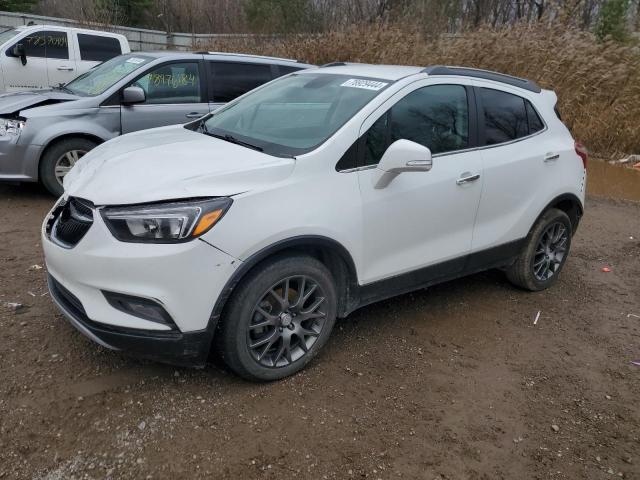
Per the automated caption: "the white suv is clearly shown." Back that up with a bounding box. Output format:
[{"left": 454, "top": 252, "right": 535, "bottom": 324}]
[{"left": 42, "top": 63, "right": 587, "bottom": 381}]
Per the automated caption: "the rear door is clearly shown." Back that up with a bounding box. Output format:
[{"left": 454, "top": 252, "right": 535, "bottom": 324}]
[
  {"left": 42, "top": 29, "right": 77, "bottom": 87},
  {"left": 2, "top": 28, "right": 49, "bottom": 90},
  {"left": 471, "top": 83, "right": 551, "bottom": 253},
  {"left": 75, "top": 32, "right": 124, "bottom": 75},
  {"left": 121, "top": 60, "right": 209, "bottom": 133},
  {"left": 207, "top": 61, "right": 273, "bottom": 112}
]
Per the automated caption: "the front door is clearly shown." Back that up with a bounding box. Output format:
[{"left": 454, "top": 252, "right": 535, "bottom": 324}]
[
  {"left": 121, "top": 61, "right": 209, "bottom": 134},
  {"left": 42, "top": 30, "right": 77, "bottom": 87},
  {"left": 2, "top": 29, "right": 49, "bottom": 91},
  {"left": 357, "top": 82, "right": 483, "bottom": 285}
]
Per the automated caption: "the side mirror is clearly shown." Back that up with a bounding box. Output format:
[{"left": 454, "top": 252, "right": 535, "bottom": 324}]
[
  {"left": 121, "top": 86, "right": 146, "bottom": 105},
  {"left": 374, "top": 139, "right": 432, "bottom": 189},
  {"left": 12, "top": 44, "right": 27, "bottom": 66}
]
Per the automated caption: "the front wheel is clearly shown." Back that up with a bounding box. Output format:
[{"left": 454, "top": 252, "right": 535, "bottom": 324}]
[
  {"left": 506, "top": 208, "right": 573, "bottom": 291},
  {"left": 40, "top": 138, "right": 97, "bottom": 196},
  {"left": 217, "top": 255, "right": 337, "bottom": 381}
]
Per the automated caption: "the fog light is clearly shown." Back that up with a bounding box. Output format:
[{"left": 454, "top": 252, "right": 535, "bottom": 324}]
[{"left": 102, "top": 291, "right": 177, "bottom": 329}]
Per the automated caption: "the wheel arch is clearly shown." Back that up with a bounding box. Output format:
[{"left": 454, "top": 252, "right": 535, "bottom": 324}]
[
  {"left": 531, "top": 193, "right": 583, "bottom": 236},
  {"left": 208, "top": 236, "right": 360, "bottom": 334},
  {"left": 37, "top": 133, "right": 106, "bottom": 180}
]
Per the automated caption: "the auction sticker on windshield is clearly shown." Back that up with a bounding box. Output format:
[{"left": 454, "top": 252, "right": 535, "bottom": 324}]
[
  {"left": 340, "top": 79, "right": 388, "bottom": 91},
  {"left": 126, "top": 57, "right": 146, "bottom": 64}
]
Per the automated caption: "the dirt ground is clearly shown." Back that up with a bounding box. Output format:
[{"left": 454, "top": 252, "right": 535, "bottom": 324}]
[{"left": 0, "top": 183, "right": 638, "bottom": 480}]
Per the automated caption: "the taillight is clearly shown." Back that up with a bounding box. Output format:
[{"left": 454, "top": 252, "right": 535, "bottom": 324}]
[{"left": 575, "top": 142, "right": 588, "bottom": 169}]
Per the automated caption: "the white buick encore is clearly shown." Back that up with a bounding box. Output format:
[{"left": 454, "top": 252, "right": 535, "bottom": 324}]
[{"left": 42, "top": 63, "right": 587, "bottom": 381}]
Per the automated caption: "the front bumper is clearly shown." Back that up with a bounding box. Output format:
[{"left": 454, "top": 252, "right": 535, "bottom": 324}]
[
  {"left": 42, "top": 199, "right": 241, "bottom": 366},
  {"left": 0, "top": 134, "right": 42, "bottom": 182},
  {"left": 48, "top": 274, "right": 213, "bottom": 366}
]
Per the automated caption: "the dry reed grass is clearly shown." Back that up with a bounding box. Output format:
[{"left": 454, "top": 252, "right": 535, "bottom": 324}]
[{"left": 203, "top": 24, "right": 640, "bottom": 158}]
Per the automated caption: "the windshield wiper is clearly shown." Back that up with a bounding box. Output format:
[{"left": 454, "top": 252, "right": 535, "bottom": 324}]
[
  {"left": 201, "top": 127, "right": 264, "bottom": 153},
  {"left": 53, "top": 85, "right": 74, "bottom": 94},
  {"left": 196, "top": 123, "right": 295, "bottom": 158},
  {"left": 223, "top": 134, "right": 264, "bottom": 152}
]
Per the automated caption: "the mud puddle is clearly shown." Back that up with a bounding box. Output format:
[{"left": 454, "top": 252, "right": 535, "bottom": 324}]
[{"left": 588, "top": 159, "right": 640, "bottom": 201}]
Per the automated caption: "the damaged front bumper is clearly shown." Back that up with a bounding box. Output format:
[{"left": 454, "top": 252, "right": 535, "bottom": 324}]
[
  {"left": 42, "top": 201, "right": 242, "bottom": 366},
  {"left": 0, "top": 131, "right": 42, "bottom": 182}
]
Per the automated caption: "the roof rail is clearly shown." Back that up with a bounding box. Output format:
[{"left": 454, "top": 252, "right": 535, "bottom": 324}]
[
  {"left": 194, "top": 51, "right": 302, "bottom": 63},
  {"left": 423, "top": 65, "right": 541, "bottom": 93},
  {"left": 320, "top": 62, "right": 347, "bottom": 68}
]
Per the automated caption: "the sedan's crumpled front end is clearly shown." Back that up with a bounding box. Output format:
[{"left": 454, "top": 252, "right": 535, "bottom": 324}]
[
  {"left": 41, "top": 196, "right": 241, "bottom": 366},
  {"left": 0, "top": 116, "right": 43, "bottom": 182},
  {"left": 0, "top": 89, "right": 80, "bottom": 182}
]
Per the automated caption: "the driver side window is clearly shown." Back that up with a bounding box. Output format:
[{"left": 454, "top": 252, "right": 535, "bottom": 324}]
[
  {"left": 8, "top": 31, "right": 69, "bottom": 59},
  {"left": 8, "top": 32, "right": 45, "bottom": 58},
  {"left": 133, "top": 62, "right": 201, "bottom": 105},
  {"left": 362, "top": 84, "right": 469, "bottom": 166}
]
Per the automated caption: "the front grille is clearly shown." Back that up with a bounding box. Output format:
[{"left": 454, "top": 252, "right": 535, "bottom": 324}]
[
  {"left": 47, "top": 197, "right": 94, "bottom": 248},
  {"left": 48, "top": 274, "right": 88, "bottom": 321}
]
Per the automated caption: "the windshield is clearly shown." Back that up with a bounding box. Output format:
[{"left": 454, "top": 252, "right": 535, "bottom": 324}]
[
  {"left": 202, "top": 73, "right": 391, "bottom": 156},
  {"left": 0, "top": 28, "right": 18, "bottom": 46},
  {"left": 65, "top": 54, "right": 153, "bottom": 96}
]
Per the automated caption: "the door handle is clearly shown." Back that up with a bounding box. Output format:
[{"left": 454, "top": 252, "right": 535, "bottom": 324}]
[
  {"left": 456, "top": 173, "right": 481, "bottom": 185},
  {"left": 57, "top": 66, "right": 74, "bottom": 71},
  {"left": 185, "top": 112, "right": 203, "bottom": 119},
  {"left": 544, "top": 152, "right": 560, "bottom": 162}
]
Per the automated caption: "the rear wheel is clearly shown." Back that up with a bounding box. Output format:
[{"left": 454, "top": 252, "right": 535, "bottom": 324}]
[
  {"left": 217, "top": 255, "right": 337, "bottom": 381},
  {"left": 40, "top": 138, "right": 97, "bottom": 196},
  {"left": 506, "top": 208, "right": 572, "bottom": 291}
]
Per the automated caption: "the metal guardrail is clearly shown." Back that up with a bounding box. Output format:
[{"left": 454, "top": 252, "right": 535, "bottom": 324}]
[{"left": 0, "top": 10, "right": 254, "bottom": 51}]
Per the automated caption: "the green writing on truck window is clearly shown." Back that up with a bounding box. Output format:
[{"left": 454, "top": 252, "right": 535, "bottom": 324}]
[{"left": 25, "top": 34, "right": 68, "bottom": 48}]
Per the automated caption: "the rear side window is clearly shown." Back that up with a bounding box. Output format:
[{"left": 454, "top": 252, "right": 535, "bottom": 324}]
[
  {"left": 78, "top": 34, "right": 122, "bottom": 62},
  {"left": 526, "top": 101, "right": 545, "bottom": 134},
  {"left": 480, "top": 88, "right": 546, "bottom": 144},
  {"left": 209, "top": 61, "right": 273, "bottom": 103},
  {"left": 9, "top": 30, "right": 69, "bottom": 59},
  {"left": 480, "top": 88, "right": 529, "bottom": 145}
]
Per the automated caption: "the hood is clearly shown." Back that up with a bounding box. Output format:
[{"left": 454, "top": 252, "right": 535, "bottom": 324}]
[
  {"left": 0, "top": 89, "right": 79, "bottom": 116},
  {"left": 64, "top": 126, "right": 296, "bottom": 205}
]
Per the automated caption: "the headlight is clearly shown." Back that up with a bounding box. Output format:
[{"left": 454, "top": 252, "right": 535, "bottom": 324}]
[
  {"left": 101, "top": 198, "right": 232, "bottom": 243},
  {"left": 0, "top": 118, "right": 25, "bottom": 136}
]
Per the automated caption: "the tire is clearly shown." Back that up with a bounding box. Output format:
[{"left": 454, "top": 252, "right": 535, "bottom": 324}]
[
  {"left": 217, "top": 255, "right": 337, "bottom": 381},
  {"left": 40, "top": 138, "right": 97, "bottom": 197},
  {"left": 506, "top": 208, "right": 572, "bottom": 291}
]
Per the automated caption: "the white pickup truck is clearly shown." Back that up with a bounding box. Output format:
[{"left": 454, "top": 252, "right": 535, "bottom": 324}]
[{"left": 0, "top": 24, "right": 130, "bottom": 92}]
